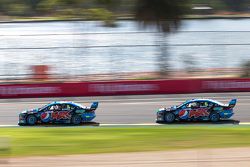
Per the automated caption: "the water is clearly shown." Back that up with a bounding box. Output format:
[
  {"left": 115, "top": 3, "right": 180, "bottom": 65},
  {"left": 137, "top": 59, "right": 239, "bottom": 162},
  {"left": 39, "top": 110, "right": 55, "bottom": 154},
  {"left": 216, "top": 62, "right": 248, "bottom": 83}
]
[{"left": 0, "top": 19, "right": 250, "bottom": 77}]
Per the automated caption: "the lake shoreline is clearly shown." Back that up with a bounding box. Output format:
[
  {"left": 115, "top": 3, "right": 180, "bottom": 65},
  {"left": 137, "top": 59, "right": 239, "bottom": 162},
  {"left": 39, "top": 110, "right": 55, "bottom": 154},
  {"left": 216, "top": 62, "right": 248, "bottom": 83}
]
[{"left": 1, "top": 14, "right": 250, "bottom": 24}]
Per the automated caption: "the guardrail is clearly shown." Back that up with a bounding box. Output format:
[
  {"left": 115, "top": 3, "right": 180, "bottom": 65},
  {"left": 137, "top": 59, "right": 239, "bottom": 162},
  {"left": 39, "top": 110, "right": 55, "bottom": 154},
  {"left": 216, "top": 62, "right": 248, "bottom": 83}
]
[{"left": 0, "top": 78, "right": 250, "bottom": 98}]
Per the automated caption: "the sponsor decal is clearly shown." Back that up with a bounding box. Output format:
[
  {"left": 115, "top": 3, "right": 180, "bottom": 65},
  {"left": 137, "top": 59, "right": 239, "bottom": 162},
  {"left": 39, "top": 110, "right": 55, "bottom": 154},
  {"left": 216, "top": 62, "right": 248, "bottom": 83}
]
[
  {"left": 51, "top": 111, "right": 71, "bottom": 120},
  {"left": 203, "top": 81, "right": 250, "bottom": 90},
  {"left": 189, "top": 108, "right": 209, "bottom": 118},
  {"left": 179, "top": 110, "right": 189, "bottom": 119},
  {"left": 40, "top": 112, "right": 50, "bottom": 122},
  {"left": 179, "top": 108, "right": 209, "bottom": 119},
  {"left": 0, "top": 86, "right": 61, "bottom": 95},
  {"left": 89, "top": 83, "right": 158, "bottom": 93}
]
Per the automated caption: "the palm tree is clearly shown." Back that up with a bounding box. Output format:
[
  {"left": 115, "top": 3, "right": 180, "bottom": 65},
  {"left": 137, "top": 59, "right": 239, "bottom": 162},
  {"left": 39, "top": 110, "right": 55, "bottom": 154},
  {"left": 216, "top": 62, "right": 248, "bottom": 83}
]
[{"left": 135, "top": 0, "right": 189, "bottom": 76}]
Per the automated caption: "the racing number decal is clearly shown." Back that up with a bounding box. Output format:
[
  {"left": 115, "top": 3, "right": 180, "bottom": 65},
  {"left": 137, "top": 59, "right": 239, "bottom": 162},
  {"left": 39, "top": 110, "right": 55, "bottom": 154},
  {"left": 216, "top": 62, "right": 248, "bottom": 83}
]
[{"left": 52, "top": 111, "right": 71, "bottom": 120}]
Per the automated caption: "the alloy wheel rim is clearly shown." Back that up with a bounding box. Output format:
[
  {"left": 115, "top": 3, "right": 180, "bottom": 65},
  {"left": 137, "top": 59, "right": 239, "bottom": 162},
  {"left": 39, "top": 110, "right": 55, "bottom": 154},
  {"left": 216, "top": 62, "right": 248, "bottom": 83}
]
[{"left": 167, "top": 114, "right": 174, "bottom": 121}]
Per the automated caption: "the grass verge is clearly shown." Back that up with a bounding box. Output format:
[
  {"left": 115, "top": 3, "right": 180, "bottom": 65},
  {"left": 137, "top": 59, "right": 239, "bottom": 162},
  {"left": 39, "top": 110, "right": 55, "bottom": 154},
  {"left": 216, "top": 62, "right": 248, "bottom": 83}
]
[{"left": 1, "top": 126, "right": 250, "bottom": 157}]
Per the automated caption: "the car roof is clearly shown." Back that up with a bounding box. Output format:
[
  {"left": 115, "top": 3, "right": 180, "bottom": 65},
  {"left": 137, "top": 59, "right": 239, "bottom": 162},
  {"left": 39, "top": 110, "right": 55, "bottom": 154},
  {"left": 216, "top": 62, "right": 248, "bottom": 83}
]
[
  {"left": 49, "top": 101, "right": 82, "bottom": 107},
  {"left": 183, "top": 99, "right": 225, "bottom": 106}
]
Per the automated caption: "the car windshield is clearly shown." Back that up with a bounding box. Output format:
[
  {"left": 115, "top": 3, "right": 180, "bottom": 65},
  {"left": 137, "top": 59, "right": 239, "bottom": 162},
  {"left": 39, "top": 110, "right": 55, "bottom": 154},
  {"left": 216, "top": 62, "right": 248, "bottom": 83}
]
[
  {"left": 177, "top": 100, "right": 198, "bottom": 108},
  {"left": 38, "top": 104, "right": 49, "bottom": 111},
  {"left": 176, "top": 102, "right": 185, "bottom": 108}
]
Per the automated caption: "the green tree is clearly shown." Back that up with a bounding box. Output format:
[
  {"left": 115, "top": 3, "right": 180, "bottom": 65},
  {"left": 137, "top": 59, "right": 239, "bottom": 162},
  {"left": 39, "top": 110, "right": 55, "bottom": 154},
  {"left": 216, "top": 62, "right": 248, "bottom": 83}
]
[
  {"left": 222, "top": 0, "right": 248, "bottom": 12},
  {"left": 93, "top": 0, "right": 122, "bottom": 26},
  {"left": 95, "top": 0, "right": 120, "bottom": 10},
  {"left": 25, "top": 0, "right": 41, "bottom": 15},
  {"left": 135, "top": 0, "right": 189, "bottom": 76}
]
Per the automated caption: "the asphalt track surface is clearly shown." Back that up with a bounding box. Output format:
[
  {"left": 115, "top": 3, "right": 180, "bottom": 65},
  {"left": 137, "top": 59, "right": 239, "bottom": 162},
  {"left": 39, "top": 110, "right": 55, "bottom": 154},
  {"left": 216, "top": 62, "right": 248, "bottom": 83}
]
[{"left": 0, "top": 92, "right": 250, "bottom": 125}]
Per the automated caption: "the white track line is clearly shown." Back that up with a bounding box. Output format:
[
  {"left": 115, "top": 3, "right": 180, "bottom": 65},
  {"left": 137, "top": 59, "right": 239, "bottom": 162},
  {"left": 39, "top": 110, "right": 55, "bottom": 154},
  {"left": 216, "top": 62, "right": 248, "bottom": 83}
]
[
  {"left": 0, "top": 125, "right": 18, "bottom": 127},
  {"left": 0, "top": 122, "right": 250, "bottom": 127},
  {"left": 239, "top": 122, "right": 250, "bottom": 125},
  {"left": 100, "top": 123, "right": 162, "bottom": 126}
]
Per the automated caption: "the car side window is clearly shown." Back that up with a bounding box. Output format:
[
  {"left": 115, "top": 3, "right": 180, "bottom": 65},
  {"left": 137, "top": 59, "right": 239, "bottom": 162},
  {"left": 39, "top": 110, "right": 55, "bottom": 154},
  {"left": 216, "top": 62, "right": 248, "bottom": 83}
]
[
  {"left": 186, "top": 103, "right": 191, "bottom": 108},
  {"left": 62, "top": 104, "right": 69, "bottom": 111},
  {"left": 48, "top": 105, "right": 54, "bottom": 111},
  {"left": 76, "top": 106, "right": 83, "bottom": 110},
  {"left": 200, "top": 101, "right": 209, "bottom": 108},
  {"left": 48, "top": 104, "right": 62, "bottom": 111},
  {"left": 186, "top": 102, "right": 199, "bottom": 108},
  {"left": 62, "top": 104, "right": 75, "bottom": 111},
  {"left": 214, "top": 103, "right": 220, "bottom": 107}
]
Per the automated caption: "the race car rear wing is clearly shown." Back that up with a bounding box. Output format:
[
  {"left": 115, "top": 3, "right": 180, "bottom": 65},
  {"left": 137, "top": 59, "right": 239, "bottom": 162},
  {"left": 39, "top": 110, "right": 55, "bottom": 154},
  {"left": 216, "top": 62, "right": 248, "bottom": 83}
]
[{"left": 228, "top": 99, "right": 237, "bottom": 108}]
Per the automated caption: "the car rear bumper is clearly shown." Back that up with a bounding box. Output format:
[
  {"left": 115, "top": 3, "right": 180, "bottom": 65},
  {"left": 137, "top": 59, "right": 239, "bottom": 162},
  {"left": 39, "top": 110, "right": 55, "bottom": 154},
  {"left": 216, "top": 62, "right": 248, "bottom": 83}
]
[
  {"left": 82, "top": 113, "right": 96, "bottom": 122},
  {"left": 220, "top": 112, "right": 234, "bottom": 119}
]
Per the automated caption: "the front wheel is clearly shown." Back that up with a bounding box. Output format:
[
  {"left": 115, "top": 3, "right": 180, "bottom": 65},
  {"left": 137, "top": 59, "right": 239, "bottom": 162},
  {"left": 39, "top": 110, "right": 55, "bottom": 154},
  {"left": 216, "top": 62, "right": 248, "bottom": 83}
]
[
  {"left": 26, "top": 115, "right": 37, "bottom": 125},
  {"left": 209, "top": 112, "right": 220, "bottom": 122},
  {"left": 164, "top": 112, "right": 175, "bottom": 123},
  {"left": 71, "top": 114, "right": 82, "bottom": 125}
]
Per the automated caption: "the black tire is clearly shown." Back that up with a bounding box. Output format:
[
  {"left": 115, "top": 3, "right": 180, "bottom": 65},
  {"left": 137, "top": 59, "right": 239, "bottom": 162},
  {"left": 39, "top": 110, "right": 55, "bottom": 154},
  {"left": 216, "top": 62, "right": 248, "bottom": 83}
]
[
  {"left": 164, "top": 112, "right": 175, "bottom": 123},
  {"left": 71, "top": 114, "right": 82, "bottom": 125},
  {"left": 26, "top": 115, "right": 37, "bottom": 125},
  {"left": 209, "top": 112, "right": 220, "bottom": 122}
]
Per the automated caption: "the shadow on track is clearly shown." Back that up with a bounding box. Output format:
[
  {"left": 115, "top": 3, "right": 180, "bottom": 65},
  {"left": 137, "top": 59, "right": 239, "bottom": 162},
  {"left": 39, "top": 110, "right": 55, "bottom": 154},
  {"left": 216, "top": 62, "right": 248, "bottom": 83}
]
[
  {"left": 20, "top": 122, "right": 100, "bottom": 127},
  {"left": 157, "top": 119, "right": 240, "bottom": 125}
]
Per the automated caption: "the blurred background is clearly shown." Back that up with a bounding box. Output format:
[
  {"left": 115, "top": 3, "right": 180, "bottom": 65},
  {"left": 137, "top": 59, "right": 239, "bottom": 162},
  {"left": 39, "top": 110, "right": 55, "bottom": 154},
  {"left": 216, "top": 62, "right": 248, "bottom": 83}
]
[
  {"left": 0, "top": 0, "right": 250, "bottom": 82},
  {"left": 1, "top": 1, "right": 250, "bottom": 166}
]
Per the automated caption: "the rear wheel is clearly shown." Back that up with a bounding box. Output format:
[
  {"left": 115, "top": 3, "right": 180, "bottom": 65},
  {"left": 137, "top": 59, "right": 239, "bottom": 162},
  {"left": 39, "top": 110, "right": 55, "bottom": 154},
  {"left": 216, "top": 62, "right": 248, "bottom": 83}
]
[
  {"left": 164, "top": 112, "right": 175, "bottom": 123},
  {"left": 26, "top": 115, "right": 37, "bottom": 125},
  {"left": 210, "top": 112, "right": 220, "bottom": 122},
  {"left": 71, "top": 114, "right": 82, "bottom": 125}
]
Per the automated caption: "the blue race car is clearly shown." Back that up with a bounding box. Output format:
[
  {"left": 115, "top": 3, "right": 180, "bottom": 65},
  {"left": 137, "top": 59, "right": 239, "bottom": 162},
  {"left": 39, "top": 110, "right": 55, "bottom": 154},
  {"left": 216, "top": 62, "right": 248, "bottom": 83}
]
[
  {"left": 18, "top": 101, "right": 98, "bottom": 126},
  {"left": 156, "top": 99, "right": 237, "bottom": 123}
]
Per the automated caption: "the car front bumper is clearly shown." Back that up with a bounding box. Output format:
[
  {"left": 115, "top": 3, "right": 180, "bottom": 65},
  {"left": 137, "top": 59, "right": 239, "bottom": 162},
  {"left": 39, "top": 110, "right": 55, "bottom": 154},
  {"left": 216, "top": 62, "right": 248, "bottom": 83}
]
[
  {"left": 156, "top": 112, "right": 165, "bottom": 122},
  {"left": 18, "top": 121, "right": 26, "bottom": 126},
  {"left": 18, "top": 114, "right": 27, "bottom": 125}
]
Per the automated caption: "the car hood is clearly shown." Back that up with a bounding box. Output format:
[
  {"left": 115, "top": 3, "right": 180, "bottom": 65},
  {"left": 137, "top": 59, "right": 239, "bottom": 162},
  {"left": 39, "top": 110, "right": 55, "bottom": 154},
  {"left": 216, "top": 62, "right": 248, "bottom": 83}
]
[
  {"left": 159, "top": 105, "right": 177, "bottom": 112},
  {"left": 21, "top": 108, "right": 39, "bottom": 114},
  {"left": 170, "top": 105, "right": 177, "bottom": 110}
]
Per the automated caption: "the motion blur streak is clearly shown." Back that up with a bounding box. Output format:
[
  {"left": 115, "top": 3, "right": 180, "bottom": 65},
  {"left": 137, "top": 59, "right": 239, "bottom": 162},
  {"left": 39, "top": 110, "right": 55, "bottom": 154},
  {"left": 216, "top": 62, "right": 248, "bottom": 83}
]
[
  {"left": 0, "top": 0, "right": 250, "bottom": 166},
  {"left": 0, "top": 92, "right": 248, "bottom": 124},
  {"left": 3, "top": 148, "right": 250, "bottom": 167}
]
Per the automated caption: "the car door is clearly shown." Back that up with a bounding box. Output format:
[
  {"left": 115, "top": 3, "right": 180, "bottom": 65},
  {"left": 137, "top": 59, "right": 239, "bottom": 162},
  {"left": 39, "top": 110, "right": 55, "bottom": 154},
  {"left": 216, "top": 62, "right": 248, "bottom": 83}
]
[
  {"left": 56, "top": 104, "right": 74, "bottom": 121},
  {"left": 200, "top": 101, "right": 213, "bottom": 113},
  {"left": 178, "top": 102, "right": 195, "bottom": 119},
  {"left": 61, "top": 103, "right": 76, "bottom": 117},
  {"left": 39, "top": 104, "right": 61, "bottom": 122},
  {"left": 188, "top": 101, "right": 210, "bottom": 119},
  {"left": 49, "top": 104, "right": 70, "bottom": 121},
  {"left": 179, "top": 101, "right": 209, "bottom": 119}
]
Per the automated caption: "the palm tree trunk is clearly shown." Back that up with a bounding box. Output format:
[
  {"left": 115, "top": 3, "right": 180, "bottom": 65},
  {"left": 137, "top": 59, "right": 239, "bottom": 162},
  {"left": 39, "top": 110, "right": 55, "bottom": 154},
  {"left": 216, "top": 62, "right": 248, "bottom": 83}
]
[{"left": 156, "top": 33, "right": 170, "bottom": 76}]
